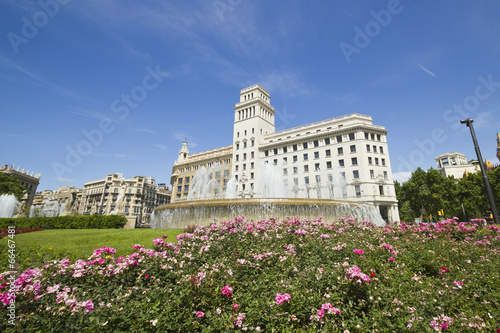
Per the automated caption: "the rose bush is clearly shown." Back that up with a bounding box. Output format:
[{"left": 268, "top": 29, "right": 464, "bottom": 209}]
[{"left": 0, "top": 217, "right": 499, "bottom": 332}]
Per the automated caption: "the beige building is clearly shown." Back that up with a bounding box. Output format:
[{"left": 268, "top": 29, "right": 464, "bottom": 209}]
[
  {"left": 169, "top": 84, "right": 400, "bottom": 222},
  {"left": 170, "top": 144, "right": 232, "bottom": 202},
  {"left": 435, "top": 152, "right": 479, "bottom": 178},
  {"left": 1, "top": 164, "right": 41, "bottom": 207}
]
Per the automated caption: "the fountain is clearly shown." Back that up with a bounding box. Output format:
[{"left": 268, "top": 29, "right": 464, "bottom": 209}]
[
  {"left": 0, "top": 194, "right": 19, "bottom": 218},
  {"left": 29, "top": 200, "right": 65, "bottom": 217},
  {"left": 153, "top": 162, "right": 386, "bottom": 228}
]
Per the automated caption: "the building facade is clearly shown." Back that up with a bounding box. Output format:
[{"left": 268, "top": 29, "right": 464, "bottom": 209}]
[
  {"left": 170, "top": 84, "right": 400, "bottom": 222},
  {"left": 435, "top": 152, "right": 479, "bottom": 178}
]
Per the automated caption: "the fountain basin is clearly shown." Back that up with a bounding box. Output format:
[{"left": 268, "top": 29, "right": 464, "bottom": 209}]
[{"left": 152, "top": 198, "right": 385, "bottom": 228}]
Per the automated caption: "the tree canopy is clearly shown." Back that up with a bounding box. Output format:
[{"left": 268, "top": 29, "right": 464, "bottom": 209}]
[
  {"left": 395, "top": 167, "right": 499, "bottom": 222},
  {"left": 0, "top": 173, "right": 26, "bottom": 200}
]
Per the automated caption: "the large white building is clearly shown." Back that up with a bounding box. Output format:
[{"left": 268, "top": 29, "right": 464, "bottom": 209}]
[
  {"left": 171, "top": 84, "right": 399, "bottom": 222},
  {"left": 435, "top": 152, "right": 480, "bottom": 179}
]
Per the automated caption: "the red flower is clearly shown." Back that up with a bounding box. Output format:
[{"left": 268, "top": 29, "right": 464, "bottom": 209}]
[
  {"left": 370, "top": 273, "right": 376, "bottom": 277},
  {"left": 145, "top": 275, "right": 150, "bottom": 279},
  {"left": 440, "top": 267, "right": 450, "bottom": 273}
]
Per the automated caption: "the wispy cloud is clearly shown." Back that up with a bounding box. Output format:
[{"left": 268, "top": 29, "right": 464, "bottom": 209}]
[
  {"left": 114, "top": 154, "right": 134, "bottom": 159},
  {"left": 54, "top": 177, "right": 74, "bottom": 182},
  {"left": 173, "top": 132, "right": 198, "bottom": 148},
  {"left": 392, "top": 172, "right": 412, "bottom": 183},
  {"left": 154, "top": 144, "right": 167, "bottom": 150},
  {"left": 0, "top": 56, "right": 85, "bottom": 99},
  {"left": 418, "top": 64, "right": 438, "bottom": 78}
]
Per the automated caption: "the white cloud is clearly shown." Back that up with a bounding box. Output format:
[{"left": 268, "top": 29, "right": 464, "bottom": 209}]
[
  {"left": 392, "top": 172, "right": 412, "bottom": 183},
  {"left": 54, "top": 177, "right": 74, "bottom": 182},
  {"left": 418, "top": 64, "right": 437, "bottom": 78}
]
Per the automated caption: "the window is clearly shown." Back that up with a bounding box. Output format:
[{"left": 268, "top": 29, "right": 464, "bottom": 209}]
[
  {"left": 236, "top": 155, "right": 239, "bottom": 161},
  {"left": 293, "top": 167, "right": 298, "bottom": 174},
  {"left": 368, "top": 157, "right": 373, "bottom": 165},
  {"left": 251, "top": 151, "right": 254, "bottom": 159},
  {"left": 355, "top": 185, "right": 361, "bottom": 196},
  {"left": 251, "top": 162, "right": 254, "bottom": 169},
  {"left": 325, "top": 138, "right": 331, "bottom": 145},
  {"left": 325, "top": 149, "right": 331, "bottom": 157},
  {"left": 304, "top": 165, "right": 309, "bottom": 172},
  {"left": 251, "top": 172, "right": 254, "bottom": 179},
  {"left": 293, "top": 144, "right": 298, "bottom": 151},
  {"left": 177, "top": 186, "right": 182, "bottom": 192},
  {"left": 303, "top": 142, "right": 308, "bottom": 149},
  {"left": 215, "top": 172, "right": 221, "bottom": 178},
  {"left": 351, "top": 157, "right": 358, "bottom": 165},
  {"left": 365, "top": 132, "right": 369, "bottom": 139},
  {"left": 314, "top": 140, "right": 319, "bottom": 147},
  {"left": 235, "top": 165, "right": 239, "bottom": 171},
  {"left": 314, "top": 151, "right": 319, "bottom": 159},
  {"left": 315, "top": 163, "right": 320, "bottom": 171},
  {"left": 380, "top": 146, "right": 384, "bottom": 154},
  {"left": 243, "top": 142, "right": 247, "bottom": 148},
  {"left": 283, "top": 157, "right": 287, "bottom": 164},
  {"left": 316, "top": 175, "right": 321, "bottom": 183},
  {"left": 349, "top": 133, "right": 355, "bottom": 140},
  {"left": 283, "top": 147, "right": 288, "bottom": 153},
  {"left": 353, "top": 170, "right": 359, "bottom": 179},
  {"left": 377, "top": 134, "right": 381, "bottom": 141},
  {"left": 366, "top": 144, "right": 371, "bottom": 152},
  {"left": 251, "top": 140, "right": 255, "bottom": 146},
  {"left": 243, "top": 153, "right": 247, "bottom": 160},
  {"left": 373, "top": 145, "right": 377, "bottom": 153},
  {"left": 382, "top": 158, "right": 386, "bottom": 166},
  {"left": 243, "top": 164, "right": 246, "bottom": 170},
  {"left": 236, "top": 143, "right": 239, "bottom": 150},
  {"left": 326, "top": 161, "right": 332, "bottom": 169},
  {"left": 294, "top": 178, "right": 299, "bottom": 185},
  {"left": 283, "top": 168, "right": 288, "bottom": 175},
  {"left": 327, "top": 174, "right": 333, "bottom": 182},
  {"left": 265, "top": 150, "right": 269, "bottom": 157},
  {"left": 383, "top": 171, "right": 388, "bottom": 179},
  {"left": 293, "top": 155, "right": 298, "bottom": 162},
  {"left": 370, "top": 170, "right": 374, "bottom": 178},
  {"left": 337, "top": 147, "right": 343, "bottom": 155},
  {"left": 224, "top": 170, "right": 230, "bottom": 178},
  {"left": 303, "top": 153, "right": 308, "bottom": 161},
  {"left": 371, "top": 134, "right": 375, "bottom": 140},
  {"left": 350, "top": 145, "right": 356, "bottom": 153},
  {"left": 273, "top": 159, "right": 278, "bottom": 165},
  {"left": 340, "top": 172, "right": 346, "bottom": 180},
  {"left": 339, "top": 159, "right": 345, "bottom": 167},
  {"left": 274, "top": 148, "right": 278, "bottom": 155},
  {"left": 304, "top": 176, "right": 310, "bottom": 185},
  {"left": 184, "top": 185, "right": 189, "bottom": 191},
  {"left": 379, "top": 186, "right": 384, "bottom": 195},
  {"left": 375, "top": 158, "right": 379, "bottom": 165},
  {"left": 336, "top": 135, "right": 342, "bottom": 143}
]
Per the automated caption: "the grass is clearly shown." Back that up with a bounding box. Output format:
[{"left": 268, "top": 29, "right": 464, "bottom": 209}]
[{"left": 0, "top": 228, "right": 183, "bottom": 272}]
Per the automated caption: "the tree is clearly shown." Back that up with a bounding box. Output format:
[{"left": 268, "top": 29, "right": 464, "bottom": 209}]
[{"left": 0, "top": 173, "right": 26, "bottom": 200}]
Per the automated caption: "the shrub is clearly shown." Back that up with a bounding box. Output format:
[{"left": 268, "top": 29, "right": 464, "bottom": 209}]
[
  {"left": 0, "top": 215, "right": 127, "bottom": 230},
  {"left": 0, "top": 217, "right": 499, "bottom": 331}
]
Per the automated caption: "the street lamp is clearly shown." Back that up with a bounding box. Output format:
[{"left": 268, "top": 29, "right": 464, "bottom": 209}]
[{"left": 460, "top": 119, "right": 499, "bottom": 225}]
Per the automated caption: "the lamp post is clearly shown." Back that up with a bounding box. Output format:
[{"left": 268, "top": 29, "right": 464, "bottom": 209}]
[{"left": 460, "top": 119, "right": 499, "bottom": 225}]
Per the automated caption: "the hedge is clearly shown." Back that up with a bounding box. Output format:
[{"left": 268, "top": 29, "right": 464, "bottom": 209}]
[{"left": 0, "top": 215, "right": 127, "bottom": 229}]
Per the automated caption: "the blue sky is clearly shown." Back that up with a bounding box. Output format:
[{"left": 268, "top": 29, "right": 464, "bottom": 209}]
[{"left": 1, "top": 0, "right": 500, "bottom": 191}]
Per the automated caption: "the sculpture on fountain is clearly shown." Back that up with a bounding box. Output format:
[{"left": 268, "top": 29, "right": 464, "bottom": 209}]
[{"left": 13, "top": 190, "right": 28, "bottom": 218}]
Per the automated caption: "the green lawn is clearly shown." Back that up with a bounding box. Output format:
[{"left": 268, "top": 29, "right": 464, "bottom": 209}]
[{"left": 0, "top": 228, "right": 183, "bottom": 272}]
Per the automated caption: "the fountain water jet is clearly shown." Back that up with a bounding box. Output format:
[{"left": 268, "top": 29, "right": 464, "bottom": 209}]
[{"left": 0, "top": 194, "right": 19, "bottom": 218}]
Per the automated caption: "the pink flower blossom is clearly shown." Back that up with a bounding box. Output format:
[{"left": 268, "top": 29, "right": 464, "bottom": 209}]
[
  {"left": 196, "top": 311, "right": 204, "bottom": 318},
  {"left": 222, "top": 284, "right": 233, "bottom": 298},
  {"left": 233, "top": 303, "right": 239, "bottom": 310},
  {"left": 353, "top": 249, "right": 364, "bottom": 255},
  {"left": 345, "top": 265, "right": 371, "bottom": 283},
  {"left": 275, "top": 293, "right": 291, "bottom": 305},
  {"left": 388, "top": 257, "right": 395, "bottom": 262}
]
